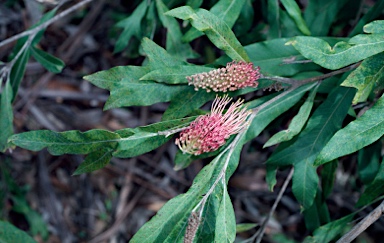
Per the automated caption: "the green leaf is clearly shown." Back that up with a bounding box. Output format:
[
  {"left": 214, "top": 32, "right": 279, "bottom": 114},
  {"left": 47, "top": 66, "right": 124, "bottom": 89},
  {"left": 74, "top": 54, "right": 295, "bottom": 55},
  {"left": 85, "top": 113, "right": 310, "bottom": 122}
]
[
  {"left": 236, "top": 223, "right": 257, "bottom": 233},
  {"left": 349, "top": 2, "right": 384, "bottom": 36},
  {"left": 280, "top": 0, "right": 311, "bottom": 35},
  {"left": 182, "top": 0, "right": 247, "bottom": 42},
  {"left": 357, "top": 158, "right": 384, "bottom": 207},
  {"left": 315, "top": 93, "right": 384, "bottom": 166},
  {"left": 140, "top": 65, "right": 214, "bottom": 84},
  {"left": 245, "top": 38, "right": 320, "bottom": 77},
  {"left": 268, "top": 87, "right": 356, "bottom": 208},
  {"left": 363, "top": 20, "right": 384, "bottom": 34},
  {"left": 321, "top": 160, "right": 337, "bottom": 199},
  {"left": 166, "top": 6, "right": 250, "bottom": 62},
  {"left": 244, "top": 83, "right": 317, "bottom": 143},
  {"left": 214, "top": 187, "right": 236, "bottom": 243},
  {"left": 0, "top": 221, "right": 37, "bottom": 243},
  {"left": 8, "top": 129, "right": 120, "bottom": 156},
  {"left": 341, "top": 52, "right": 384, "bottom": 104},
  {"left": 72, "top": 148, "right": 113, "bottom": 175},
  {"left": 233, "top": 0, "right": 254, "bottom": 36},
  {"left": 303, "top": 213, "right": 356, "bottom": 243},
  {"left": 104, "top": 80, "right": 191, "bottom": 109},
  {"left": 264, "top": 84, "right": 319, "bottom": 147},
  {"left": 292, "top": 160, "right": 318, "bottom": 210},
  {"left": 267, "top": 0, "right": 280, "bottom": 39},
  {"left": 304, "top": 0, "right": 348, "bottom": 36},
  {"left": 268, "top": 87, "right": 356, "bottom": 167},
  {"left": 114, "top": 1, "right": 148, "bottom": 53},
  {"left": 0, "top": 79, "right": 13, "bottom": 152},
  {"left": 155, "top": 0, "right": 197, "bottom": 60},
  {"left": 9, "top": 48, "right": 30, "bottom": 99},
  {"left": 142, "top": 37, "right": 187, "bottom": 69},
  {"left": 131, "top": 143, "right": 242, "bottom": 242},
  {"left": 266, "top": 164, "right": 278, "bottom": 191},
  {"left": 357, "top": 141, "right": 382, "bottom": 185},
  {"left": 84, "top": 66, "right": 150, "bottom": 91},
  {"left": 30, "top": 46, "right": 64, "bottom": 73},
  {"left": 290, "top": 33, "right": 384, "bottom": 70},
  {"left": 114, "top": 116, "right": 196, "bottom": 158}
]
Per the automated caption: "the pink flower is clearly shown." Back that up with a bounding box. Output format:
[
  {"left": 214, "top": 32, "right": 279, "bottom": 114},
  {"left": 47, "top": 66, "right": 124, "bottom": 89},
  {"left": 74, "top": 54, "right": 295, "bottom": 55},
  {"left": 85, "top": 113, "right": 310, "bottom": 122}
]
[
  {"left": 187, "top": 61, "right": 260, "bottom": 92},
  {"left": 175, "top": 95, "right": 251, "bottom": 155}
]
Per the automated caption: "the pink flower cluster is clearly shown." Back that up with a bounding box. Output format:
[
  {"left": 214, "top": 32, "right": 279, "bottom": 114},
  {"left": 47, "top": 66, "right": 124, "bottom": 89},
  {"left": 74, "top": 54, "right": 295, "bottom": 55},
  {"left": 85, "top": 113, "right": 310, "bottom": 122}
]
[
  {"left": 175, "top": 96, "right": 251, "bottom": 155},
  {"left": 187, "top": 61, "right": 260, "bottom": 92}
]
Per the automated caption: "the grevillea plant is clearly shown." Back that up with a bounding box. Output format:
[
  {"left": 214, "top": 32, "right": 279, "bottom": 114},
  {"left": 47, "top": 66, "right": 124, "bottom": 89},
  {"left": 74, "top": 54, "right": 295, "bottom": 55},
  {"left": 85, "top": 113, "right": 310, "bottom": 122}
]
[{"left": 2, "top": 0, "right": 384, "bottom": 242}]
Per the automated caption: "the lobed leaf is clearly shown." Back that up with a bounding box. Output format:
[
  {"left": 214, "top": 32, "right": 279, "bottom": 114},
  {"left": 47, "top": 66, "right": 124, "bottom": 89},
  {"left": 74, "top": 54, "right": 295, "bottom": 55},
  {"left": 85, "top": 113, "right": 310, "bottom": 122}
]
[
  {"left": 315, "top": 93, "right": 384, "bottom": 166},
  {"left": 289, "top": 32, "right": 384, "bottom": 70},
  {"left": 166, "top": 6, "right": 250, "bottom": 62},
  {"left": 341, "top": 52, "right": 384, "bottom": 104}
]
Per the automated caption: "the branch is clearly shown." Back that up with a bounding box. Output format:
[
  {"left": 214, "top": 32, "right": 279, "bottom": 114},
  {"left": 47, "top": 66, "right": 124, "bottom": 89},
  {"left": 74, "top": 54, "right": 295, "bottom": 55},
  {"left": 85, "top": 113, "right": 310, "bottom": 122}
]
[
  {"left": 0, "top": 0, "right": 95, "bottom": 49},
  {"left": 336, "top": 200, "right": 384, "bottom": 243}
]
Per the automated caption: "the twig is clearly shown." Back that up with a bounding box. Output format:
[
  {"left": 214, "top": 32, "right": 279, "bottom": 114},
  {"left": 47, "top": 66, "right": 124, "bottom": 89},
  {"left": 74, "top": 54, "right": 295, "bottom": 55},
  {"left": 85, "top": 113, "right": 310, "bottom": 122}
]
[
  {"left": 0, "top": 0, "right": 95, "bottom": 49},
  {"left": 336, "top": 200, "right": 384, "bottom": 243},
  {"left": 260, "top": 62, "right": 360, "bottom": 86}
]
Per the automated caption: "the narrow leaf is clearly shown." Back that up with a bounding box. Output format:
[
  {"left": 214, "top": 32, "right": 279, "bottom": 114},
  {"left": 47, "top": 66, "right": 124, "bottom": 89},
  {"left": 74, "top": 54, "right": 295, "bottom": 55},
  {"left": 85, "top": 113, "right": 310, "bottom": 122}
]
[
  {"left": 140, "top": 65, "right": 214, "bottom": 84},
  {"left": 292, "top": 161, "right": 318, "bottom": 210},
  {"left": 267, "top": 0, "right": 280, "bottom": 39},
  {"left": 349, "top": 2, "right": 384, "bottom": 36},
  {"left": 341, "top": 52, "right": 384, "bottom": 104},
  {"left": 264, "top": 84, "right": 319, "bottom": 147},
  {"left": 10, "top": 48, "right": 30, "bottom": 99},
  {"left": 183, "top": 0, "right": 247, "bottom": 42},
  {"left": 357, "top": 158, "right": 384, "bottom": 207},
  {"left": 357, "top": 141, "right": 382, "bottom": 185},
  {"left": 321, "top": 160, "right": 338, "bottom": 199},
  {"left": 280, "top": 0, "right": 311, "bottom": 35},
  {"left": 315, "top": 93, "right": 384, "bottom": 166},
  {"left": 166, "top": 6, "right": 250, "bottom": 61},
  {"left": 236, "top": 223, "right": 257, "bottom": 233},
  {"left": 30, "top": 46, "right": 64, "bottom": 73},
  {"left": 214, "top": 187, "right": 236, "bottom": 243},
  {"left": 0, "top": 79, "right": 13, "bottom": 151},
  {"left": 8, "top": 129, "right": 120, "bottom": 156}
]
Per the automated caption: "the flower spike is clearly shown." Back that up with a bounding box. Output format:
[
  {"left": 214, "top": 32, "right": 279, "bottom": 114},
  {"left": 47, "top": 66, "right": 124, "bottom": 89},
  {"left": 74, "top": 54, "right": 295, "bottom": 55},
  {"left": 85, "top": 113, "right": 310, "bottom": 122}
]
[
  {"left": 175, "top": 95, "right": 251, "bottom": 155},
  {"left": 187, "top": 61, "right": 260, "bottom": 92}
]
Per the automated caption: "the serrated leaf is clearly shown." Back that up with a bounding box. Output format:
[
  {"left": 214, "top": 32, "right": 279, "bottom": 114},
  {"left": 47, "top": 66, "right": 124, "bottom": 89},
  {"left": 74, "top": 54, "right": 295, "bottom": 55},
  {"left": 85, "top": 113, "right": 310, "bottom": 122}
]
[
  {"left": 357, "top": 158, "right": 384, "bottom": 207},
  {"left": 114, "top": 1, "right": 148, "bottom": 53},
  {"left": 341, "top": 52, "right": 384, "bottom": 104},
  {"left": 104, "top": 80, "right": 191, "bottom": 109},
  {"left": 155, "top": 0, "right": 197, "bottom": 60},
  {"left": 244, "top": 38, "right": 320, "bottom": 77},
  {"left": 290, "top": 33, "right": 384, "bottom": 70},
  {"left": 84, "top": 66, "right": 150, "bottom": 91},
  {"left": 304, "top": 0, "right": 348, "bottom": 36},
  {"left": 140, "top": 65, "right": 214, "bottom": 84},
  {"left": 8, "top": 129, "right": 120, "bottom": 156},
  {"left": 0, "top": 221, "right": 37, "bottom": 243},
  {"left": 280, "top": 0, "right": 310, "bottom": 35},
  {"left": 0, "top": 79, "right": 13, "bottom": 152},
  {"left": 166, "top": 6, "right": 250, "bottom": 62},
  {"left": 30, "top": 46, "right": 64, "bottom": 73},
  {"left": 73, "top": 148, "right": 113, "bottom": 175},
  {"left": 264, "top": 84, "right": 319, "bottom": 147},
  {"left": 315, "top": 93, "right": 384, "bottom": 166},
  {"left": 244, "top": 83, "right": 317, "bottom": 143},
  {"left": 182, "top": 0, "right": 246, "bottom": 42}
]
